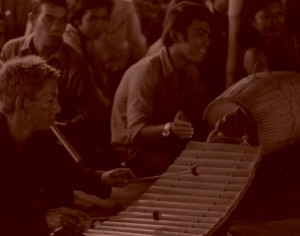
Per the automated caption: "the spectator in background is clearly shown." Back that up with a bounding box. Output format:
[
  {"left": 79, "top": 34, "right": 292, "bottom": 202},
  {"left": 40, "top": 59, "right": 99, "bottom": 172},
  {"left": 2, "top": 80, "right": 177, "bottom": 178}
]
[
  {"left": 67, "top": 0, "right": 147, "bottom": 100},
  {"left": 242, "top": 0, "right": 300, "bottom": 75},
  {"left": 111, "top": 2, "right": 214, "bottom": 177},
  {"left": 1, "top": 0, "right": 112, "bottom": 169},
  {"left": 64, "top": 0, "right": 114, "bottom": 108}
]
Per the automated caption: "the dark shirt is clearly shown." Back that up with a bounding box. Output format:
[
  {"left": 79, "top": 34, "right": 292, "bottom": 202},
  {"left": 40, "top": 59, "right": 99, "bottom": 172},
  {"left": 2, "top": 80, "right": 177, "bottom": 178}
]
[
  {"left": 0, "top": 113, "right": 111, "bottom": 236},
  {"left": 1, "top": 33, "right": 102, "bottom": 125}
]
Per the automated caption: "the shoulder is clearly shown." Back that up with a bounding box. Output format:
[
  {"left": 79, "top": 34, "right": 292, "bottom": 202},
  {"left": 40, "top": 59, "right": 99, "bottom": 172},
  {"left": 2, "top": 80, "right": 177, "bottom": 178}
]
[
  {"left": 1, "top": 36, "right": 27, "bottom": 58},
  {"left": 3, "top": 35, "right": 26, "bottom": 47},
  {"left": 124, "top": 54, "right": 161, "bottom": 82}
]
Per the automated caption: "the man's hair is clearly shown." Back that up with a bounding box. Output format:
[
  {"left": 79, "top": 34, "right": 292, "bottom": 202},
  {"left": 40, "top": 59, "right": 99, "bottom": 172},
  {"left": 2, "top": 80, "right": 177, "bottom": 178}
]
[
  {"left": 162, "top": 1, "right": 215, "bottom": 47},
  {"left": 68, "top": 0, "right": 114, "bottom": 27},
  {"left": 0, "top": 55, "right": 60, "bottom": 113},
  {"left": 30, "top": 0, "right": 68, "bottom": 18},
  {"left": 248, "top": 0, "right": 284, "bottom": 20}
]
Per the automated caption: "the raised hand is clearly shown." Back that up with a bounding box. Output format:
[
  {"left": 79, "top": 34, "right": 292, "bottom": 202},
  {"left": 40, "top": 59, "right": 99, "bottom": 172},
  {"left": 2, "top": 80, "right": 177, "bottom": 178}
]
[{"left": 170, "top": 110, "right": 194, "bottom": 139}]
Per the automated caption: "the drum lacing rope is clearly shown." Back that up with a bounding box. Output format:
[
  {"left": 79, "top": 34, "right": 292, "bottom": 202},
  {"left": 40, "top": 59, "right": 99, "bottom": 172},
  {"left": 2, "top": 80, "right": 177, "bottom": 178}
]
[{"left": 215, "top": 132, "right": 249, "bottom": 146}]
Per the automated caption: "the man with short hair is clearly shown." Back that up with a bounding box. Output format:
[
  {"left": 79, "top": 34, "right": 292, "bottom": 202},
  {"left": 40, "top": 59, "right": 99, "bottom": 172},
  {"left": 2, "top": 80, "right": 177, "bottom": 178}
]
[
  {"left": 64, "top": 0, "right": 147, "bottom": 100},
  {"left": 0, "top": 55, "right": 135, "bottom": 236},
  {"left": 1, "top": 0, "right": 111, "bottom": 168},
  {"left": 111, "top": 2, "right": 214, "bottom": 177}
]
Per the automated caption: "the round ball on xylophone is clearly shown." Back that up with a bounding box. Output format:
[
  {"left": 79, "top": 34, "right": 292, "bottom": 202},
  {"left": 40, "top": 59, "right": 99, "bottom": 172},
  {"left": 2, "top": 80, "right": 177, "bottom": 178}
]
[
  {"left": 152, "top": 211, "right": 161, "bottom": 220},
  {"left": 191, "top": 166, "right": 200, "bottom": 176}
]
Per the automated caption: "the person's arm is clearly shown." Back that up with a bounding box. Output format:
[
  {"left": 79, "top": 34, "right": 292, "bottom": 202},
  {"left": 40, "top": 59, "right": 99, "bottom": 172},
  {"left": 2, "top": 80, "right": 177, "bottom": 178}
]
[
  {"left": 126, "top": 67, "right": 194, "bottom": 145},
  {"left": 126, "top": 1, "right": 147, "bottom": 60},
  {"left": 137, "top": 111, "right": 194, "bottom": 144},
  {"left": 243, "top": 47, "right": 268, "bottom": 75}
]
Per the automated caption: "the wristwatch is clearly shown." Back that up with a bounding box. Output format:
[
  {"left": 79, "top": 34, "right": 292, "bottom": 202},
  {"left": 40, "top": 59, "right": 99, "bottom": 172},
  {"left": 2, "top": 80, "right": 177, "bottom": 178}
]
[{"left": 162, "top": 122, "right": 172, "bottom": 137}]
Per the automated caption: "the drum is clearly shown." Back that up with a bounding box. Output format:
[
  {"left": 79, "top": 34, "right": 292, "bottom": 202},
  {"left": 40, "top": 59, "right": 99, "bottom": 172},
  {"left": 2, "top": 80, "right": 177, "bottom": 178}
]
[
  {"left": 203, "top": 71, "right": 300, "bottom": 154},
  {"left": 85, "top": 141, "right": 263, "bottom": 236}
]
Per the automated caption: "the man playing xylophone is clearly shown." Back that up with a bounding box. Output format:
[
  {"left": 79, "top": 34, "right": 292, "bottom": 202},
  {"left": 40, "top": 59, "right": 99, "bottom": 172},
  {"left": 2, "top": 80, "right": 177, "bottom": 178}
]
[{"left": 0, "top": 55, "right": 135, "bottom": 236}]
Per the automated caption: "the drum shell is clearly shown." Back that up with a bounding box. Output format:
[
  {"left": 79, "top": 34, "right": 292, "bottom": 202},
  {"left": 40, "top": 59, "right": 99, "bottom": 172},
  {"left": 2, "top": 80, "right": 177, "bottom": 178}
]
[{"left": 203, "top": 71, "right": 300, "bottom": 154}]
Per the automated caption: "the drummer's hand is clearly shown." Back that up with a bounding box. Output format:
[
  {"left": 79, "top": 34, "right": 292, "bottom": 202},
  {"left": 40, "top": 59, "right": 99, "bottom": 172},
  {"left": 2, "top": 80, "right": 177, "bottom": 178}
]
[
  {"left": 101, "top": 168, "right": 136, "bottom": 187},
  {"left": 171, "top": 110, "right": 194, "bottom": 139},
  {"left": 46, "top": 207, "right": 88, "bottom": 232}
]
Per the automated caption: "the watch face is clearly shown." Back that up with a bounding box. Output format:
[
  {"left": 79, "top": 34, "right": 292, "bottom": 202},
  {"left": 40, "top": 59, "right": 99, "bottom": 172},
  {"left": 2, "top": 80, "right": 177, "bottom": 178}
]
[{"left": 162, "top": 122, "right": 171, "bottom": 137}]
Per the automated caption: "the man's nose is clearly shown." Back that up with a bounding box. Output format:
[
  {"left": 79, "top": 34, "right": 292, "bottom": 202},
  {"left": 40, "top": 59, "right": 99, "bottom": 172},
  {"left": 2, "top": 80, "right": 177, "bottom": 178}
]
[
  {"left": 50, "top": 19, "right": 66, "bottom": 33},
  {"left": 53, "top": 99, "right": 61, "bottom": 114},
  {"left": 202, "top": 34, "right": 210, "bottom": 47}
]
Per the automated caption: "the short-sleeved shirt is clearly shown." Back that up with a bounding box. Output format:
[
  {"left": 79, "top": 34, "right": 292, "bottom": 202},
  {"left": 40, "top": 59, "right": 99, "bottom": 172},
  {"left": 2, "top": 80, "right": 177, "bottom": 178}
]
[{"left": 111, "top": 46, "right": 208, "bottom": 150}]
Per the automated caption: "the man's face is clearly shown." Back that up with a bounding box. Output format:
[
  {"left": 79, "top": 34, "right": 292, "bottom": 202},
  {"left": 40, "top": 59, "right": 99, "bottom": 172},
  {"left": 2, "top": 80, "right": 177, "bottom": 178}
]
[
  {"left": 77, "top": 7, "right": 110, "bottom": 39},
  {"left": 32, "top": 3, "right": 68, "bottom": 47},
  {"left": 25, "top": 79, "right": 60, "bottom": 132},
  {"left": 177, "top": 20, "right": 211, "bottom": 64},
  {"left": 252, "top": 2, "right": 285, "bottom": 37}
]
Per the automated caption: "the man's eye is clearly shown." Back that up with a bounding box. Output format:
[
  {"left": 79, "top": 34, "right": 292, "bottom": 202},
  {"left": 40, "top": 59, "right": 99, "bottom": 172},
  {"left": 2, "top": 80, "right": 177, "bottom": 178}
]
[{"left": 45, "top": 99, "right": 55, "bottom": 105}]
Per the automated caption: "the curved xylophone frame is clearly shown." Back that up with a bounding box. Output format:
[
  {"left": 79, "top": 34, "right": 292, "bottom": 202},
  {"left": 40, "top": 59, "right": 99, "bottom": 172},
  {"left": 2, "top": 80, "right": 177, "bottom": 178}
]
[{"left": 85, "top": 141, "right": 263, "bottom": 236}]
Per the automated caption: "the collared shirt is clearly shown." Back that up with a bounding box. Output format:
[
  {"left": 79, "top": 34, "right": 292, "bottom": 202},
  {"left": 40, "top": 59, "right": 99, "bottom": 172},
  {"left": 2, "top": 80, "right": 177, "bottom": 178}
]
[
  {"left": 111, "top": 46, "right": 208, "bottom": 148},
  {"left": 1, "top": 33, "right": 102, "bottom": 124}
]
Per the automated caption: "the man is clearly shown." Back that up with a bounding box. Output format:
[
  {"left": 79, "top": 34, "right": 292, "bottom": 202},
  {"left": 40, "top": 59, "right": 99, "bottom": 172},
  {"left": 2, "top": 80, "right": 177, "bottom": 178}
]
[
  {"left": 111, "top": 2, "right": 214, "bottom": 177},
  {"left": 63, "top": 0, "right": 115, "bottom": 107},
  {"left": 1, "top": 0, "right": 111, "bottom": 168},
  {"left": 64, "top": 0, "right": 147, "bottom": 100},
  {"left": 0, "top": 55, "right": 135, "bottom": 236}
]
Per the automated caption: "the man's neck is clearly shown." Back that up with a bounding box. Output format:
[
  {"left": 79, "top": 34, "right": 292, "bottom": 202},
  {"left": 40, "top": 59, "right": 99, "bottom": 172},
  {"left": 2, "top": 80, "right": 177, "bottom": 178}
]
[
  {"left": 168, "top": 46, "right": 189, "bottom": 70},
  {"left": 32, "top": 35, "right": 60, "bottom": 57}
]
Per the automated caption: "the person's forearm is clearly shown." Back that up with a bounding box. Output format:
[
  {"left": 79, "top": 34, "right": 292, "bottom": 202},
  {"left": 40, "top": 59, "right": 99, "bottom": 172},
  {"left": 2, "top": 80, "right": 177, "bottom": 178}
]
[{"left": 135, "top": 124, "right": 172, "bottom": 144}]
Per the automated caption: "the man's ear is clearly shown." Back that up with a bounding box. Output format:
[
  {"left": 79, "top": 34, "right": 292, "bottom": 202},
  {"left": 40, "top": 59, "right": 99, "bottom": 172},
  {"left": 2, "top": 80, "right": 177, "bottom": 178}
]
[
  {"left": 15, "top": 96, "right": 27, "bottom": 112},
  {"left": 25, "top": 12, "right": 36, "bottom": 36},
  {"left": 73, "top": 19, "right": 80, "bottom": 28},
  {"left": 28, "top": 12, "right": 34, "bottom": 23},
  {"left": 169, "top": 29, "right": 184, "bottom": 43}
]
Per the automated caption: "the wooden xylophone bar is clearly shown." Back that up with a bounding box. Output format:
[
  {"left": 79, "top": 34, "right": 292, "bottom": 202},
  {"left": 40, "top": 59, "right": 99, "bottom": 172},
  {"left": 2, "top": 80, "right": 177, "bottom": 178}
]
[{"left": 85, "top": 141, "right": 263, "bottom": 236}]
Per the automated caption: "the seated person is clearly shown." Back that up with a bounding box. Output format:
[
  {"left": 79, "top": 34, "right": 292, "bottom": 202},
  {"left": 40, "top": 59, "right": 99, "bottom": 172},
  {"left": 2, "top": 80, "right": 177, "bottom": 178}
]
[
  {"left": 242, "top": 0, "right": 300, "bottom": 75},
  {"left": 0, "top": 55, "right": 135, "bottom": 236},
  {"left": 111, "top": 2, "right": 214, "bottom": 178},
  {"left": 65, "top": 0, "right": 147, "bottom": 100},
  {"left": 1, "top": 0, "right": 112, "bottom": 169},
  {"left": 147, "top": 0, "right": 228, "bottom": 100}
]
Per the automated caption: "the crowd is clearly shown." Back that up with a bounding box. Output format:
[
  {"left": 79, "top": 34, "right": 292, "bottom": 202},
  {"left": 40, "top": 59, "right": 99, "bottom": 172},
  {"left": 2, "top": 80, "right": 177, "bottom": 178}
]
[{"left": 0, "top": 0, "right": 299, "bottom": 235}]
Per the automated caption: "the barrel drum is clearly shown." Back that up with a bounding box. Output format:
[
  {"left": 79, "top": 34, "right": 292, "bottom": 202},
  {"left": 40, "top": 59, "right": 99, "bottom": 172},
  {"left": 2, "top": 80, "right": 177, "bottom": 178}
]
[{"left": 203, "top": 71, "right": 300, "bottom": 154}]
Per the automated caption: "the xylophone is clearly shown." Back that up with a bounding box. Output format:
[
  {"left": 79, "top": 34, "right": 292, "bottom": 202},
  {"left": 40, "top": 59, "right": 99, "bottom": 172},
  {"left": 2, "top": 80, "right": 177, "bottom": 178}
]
[{"left": 84, "top": 141, "right": 263, "bottom": 236}]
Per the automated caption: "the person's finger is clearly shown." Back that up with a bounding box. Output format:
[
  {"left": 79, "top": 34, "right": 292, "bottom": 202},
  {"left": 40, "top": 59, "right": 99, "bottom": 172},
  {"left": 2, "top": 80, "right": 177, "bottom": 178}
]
[
  {"left": 172, "top": 126, "right": 194, "bottom": 134},
  {"left": 173, "top": 119, "right": 193, "bottom": 127},
  {"left": 175, "top": 110, "right": 187, "bottom": 121}
]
